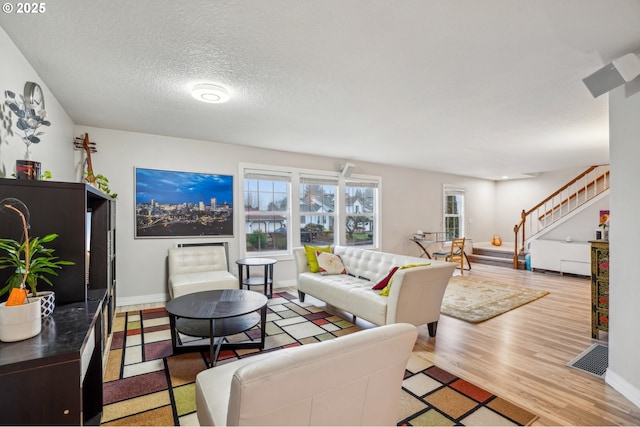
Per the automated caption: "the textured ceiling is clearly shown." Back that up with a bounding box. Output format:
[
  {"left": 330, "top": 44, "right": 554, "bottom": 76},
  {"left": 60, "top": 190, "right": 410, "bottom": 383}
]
[{"left": 2, "top": 0, "right": 640, "bottom": 180}]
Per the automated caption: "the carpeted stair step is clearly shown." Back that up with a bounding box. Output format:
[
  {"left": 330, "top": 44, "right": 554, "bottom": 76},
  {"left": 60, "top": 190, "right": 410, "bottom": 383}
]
[{"left": 469, "top": 247, "right": 526, "bottom": 269}]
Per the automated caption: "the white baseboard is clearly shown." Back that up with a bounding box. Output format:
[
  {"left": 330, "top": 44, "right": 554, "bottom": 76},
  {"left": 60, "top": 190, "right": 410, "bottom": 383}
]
[
  {"left": 606, "top": 367, "right": 640, "bottom": 408},
  {"left": 116, "top": 293, "right": 168, "bottom": 308},
  {"left": 115, "top": 281, "right": 299, "bottom": 309},
  {"left": 275, "top": 279, "right": 297, "bottom": 288}
]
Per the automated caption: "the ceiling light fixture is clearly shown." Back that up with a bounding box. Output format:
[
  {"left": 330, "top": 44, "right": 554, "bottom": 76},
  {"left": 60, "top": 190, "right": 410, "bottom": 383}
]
[{"left": 191, "top": 84, "right": 230, "bottom": 103}]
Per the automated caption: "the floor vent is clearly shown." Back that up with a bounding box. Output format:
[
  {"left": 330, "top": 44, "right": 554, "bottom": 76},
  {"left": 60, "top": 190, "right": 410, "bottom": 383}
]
[{"left": 567, "top": 343, "right": 608, "bottom": 378}]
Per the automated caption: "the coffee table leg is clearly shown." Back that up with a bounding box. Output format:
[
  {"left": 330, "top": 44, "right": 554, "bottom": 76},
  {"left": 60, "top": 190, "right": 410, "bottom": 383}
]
[
  {"left": 207, "top": 319, "right": 227, "bottom": 368},
  {"left": 169, "top": 314, "right": 178, "bottom": 353},
  {"left": 260, "top": 305, "right": 266, "bottom": 349}
]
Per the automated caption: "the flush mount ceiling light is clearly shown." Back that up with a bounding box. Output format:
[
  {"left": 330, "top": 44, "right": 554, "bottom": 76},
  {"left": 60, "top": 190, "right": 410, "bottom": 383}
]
[{"left": 191, "top": 84, "right": 230, "bottom": 103}]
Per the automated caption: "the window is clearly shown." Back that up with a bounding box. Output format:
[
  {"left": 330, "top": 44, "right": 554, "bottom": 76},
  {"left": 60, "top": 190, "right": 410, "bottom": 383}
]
[
  {"left": 243, "top": 170, "right": 291, "bottom": 253},
  {"left": 345, "top": 180, "right": 378, "bottom": 247},
  {"left": 443, "top": 186, "right": 465, "bottom": 240},
  {"left": 241, "top": 165, "right": 380, "bottom": 255},
  {"left": 299, "top": 175, "right": 337, "bottom": 246}
]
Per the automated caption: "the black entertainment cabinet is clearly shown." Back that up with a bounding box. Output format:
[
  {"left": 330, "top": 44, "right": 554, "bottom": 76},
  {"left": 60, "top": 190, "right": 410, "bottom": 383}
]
[{"left": 0, "top": 179, "right": 116, "bottom": 425}]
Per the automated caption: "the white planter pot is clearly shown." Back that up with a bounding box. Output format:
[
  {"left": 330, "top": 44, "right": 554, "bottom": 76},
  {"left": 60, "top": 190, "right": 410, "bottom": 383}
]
[{"left": 0, "top": 299, "right": 42, "bottom": 342}]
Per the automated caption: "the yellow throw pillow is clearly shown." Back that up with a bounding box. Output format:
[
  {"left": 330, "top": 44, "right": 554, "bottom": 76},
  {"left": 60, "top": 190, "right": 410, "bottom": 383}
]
[
  {"left": 379, "top": 263, "right": 430, "bottom": 296},
  {"left": 304, "top": 245, "right": 331, "bottom": 273}
]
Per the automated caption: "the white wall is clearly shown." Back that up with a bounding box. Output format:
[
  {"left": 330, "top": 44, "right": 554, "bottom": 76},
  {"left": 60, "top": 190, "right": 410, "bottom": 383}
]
[
  {"left": 77, "top": 125, "right": 498, "bottom": 305},
  {"left": 535, "top": 195, "right": 609, "bottom": 243},
  {"left": 494, "top": 168, "right": 589, "bottom": 242},
  {"left": 0, "top": 28, "right": 76, "bottom": 181},
  {"left": 607, "top": 84, "right": 640, "bottom": 407}
]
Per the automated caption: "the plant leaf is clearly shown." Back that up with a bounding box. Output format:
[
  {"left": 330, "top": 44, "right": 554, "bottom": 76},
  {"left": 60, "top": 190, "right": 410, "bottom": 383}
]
[
  {"left": 16, "top": 118, "right": 28, "bottom": 130},
  {"left": 40, "top": 234, "right": 58, "bottom": 243},
  {"left": 8, "top": 103, "right": 24, "bottom": 117}
]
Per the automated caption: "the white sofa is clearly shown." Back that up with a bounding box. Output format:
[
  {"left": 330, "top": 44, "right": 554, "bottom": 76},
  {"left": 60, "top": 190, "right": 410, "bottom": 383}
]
[
  {"left": 294, "top": 245, "right": 456, "bottom": 336},
  {"left": 167, "top": 245, "right": 237, "bottom": 299},
  {"left": 196, "top": 323, "right": 418, "bottom": 426}
]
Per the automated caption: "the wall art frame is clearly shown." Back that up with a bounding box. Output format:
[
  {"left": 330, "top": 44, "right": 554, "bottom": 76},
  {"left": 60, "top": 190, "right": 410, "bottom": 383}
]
[{"left": 134, "top": 167, "right": 234, "bottom": 238}]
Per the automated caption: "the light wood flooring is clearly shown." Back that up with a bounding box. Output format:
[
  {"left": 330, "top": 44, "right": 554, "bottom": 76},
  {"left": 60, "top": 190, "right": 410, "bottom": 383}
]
[
  {"left": 119, "top": 264, "right": 640, "bottom": 425},
  {"left": 317, "top": 264, "right": 640, "bottom": 426}
]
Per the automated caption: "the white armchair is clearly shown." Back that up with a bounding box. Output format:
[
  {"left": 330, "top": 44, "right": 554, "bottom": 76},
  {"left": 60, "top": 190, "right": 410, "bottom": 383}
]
[
  {"left": 167, "top": 244, "right": 237, "bottom": 299},
  {"left": 195, "top": 323, "right": 418, "bottom": 426}
]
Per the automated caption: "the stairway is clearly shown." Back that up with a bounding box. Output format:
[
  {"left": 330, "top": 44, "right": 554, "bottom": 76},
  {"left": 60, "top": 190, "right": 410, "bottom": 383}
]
[
  {"left": 468, "top": 246, "right": 526, "bottom": 269},
  {"left": 513, "top": 164, "right": 609, "bottom": 269}
]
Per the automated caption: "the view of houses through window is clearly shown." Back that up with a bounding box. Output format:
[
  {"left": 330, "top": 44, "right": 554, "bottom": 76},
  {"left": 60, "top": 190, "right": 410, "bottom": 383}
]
[
  {"left": 345, "top": 181, "right": 377, "bottom": 246},
  {"left": 299, "top": 175, "right": 337, "bottom": 247},
  {"left": 243, "top": 166, "right": 379, "bottom": 254},
  {"left": 244, "top": 171, "right": 291, "bottom": 252}
]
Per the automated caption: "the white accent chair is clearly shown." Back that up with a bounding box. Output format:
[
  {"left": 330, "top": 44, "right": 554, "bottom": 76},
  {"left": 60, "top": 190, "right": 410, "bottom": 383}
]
[
  {"left": 195, "top": 323, "right": 418, "bottom": 426},
  {"left": 167, "top": 244, "right": 237, "bottom": 299}
]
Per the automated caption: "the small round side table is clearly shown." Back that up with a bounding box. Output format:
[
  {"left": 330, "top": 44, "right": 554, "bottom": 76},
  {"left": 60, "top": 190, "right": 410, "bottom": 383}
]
[{"left": 235, "top": 257, "right": 277, "bottom": 298}]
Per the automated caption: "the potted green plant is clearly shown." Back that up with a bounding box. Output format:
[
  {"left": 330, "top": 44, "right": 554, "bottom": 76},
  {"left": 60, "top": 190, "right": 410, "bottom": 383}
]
[
  {"left": 0, "top": 198, "right": 74, "bottom": 320},
  {"left": 0, "top": 234, "right": 74, "bottom": 317},
  {"left": 0, "top": 198, "right": 41, "bottom": 341}
]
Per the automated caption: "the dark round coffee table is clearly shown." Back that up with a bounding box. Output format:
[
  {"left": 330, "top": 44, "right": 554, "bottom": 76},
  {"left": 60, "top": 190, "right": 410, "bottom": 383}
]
[{"left": 166, "top": 289, "right": 268, "bottom": 367}]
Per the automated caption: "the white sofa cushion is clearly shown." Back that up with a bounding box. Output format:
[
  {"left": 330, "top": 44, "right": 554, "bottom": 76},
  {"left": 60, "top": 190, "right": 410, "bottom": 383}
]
[
  {"left": 298, "top": 272, "right": 387, "bottom": 325},
  {"left": 168, "top": 246, "right": 237, "bottom": 299},
  {"left": 333, "top": 246, "right": 429, "bottom": 282},
  {"left": 169, "top": 270, "right": 238, "bottom": 299}
]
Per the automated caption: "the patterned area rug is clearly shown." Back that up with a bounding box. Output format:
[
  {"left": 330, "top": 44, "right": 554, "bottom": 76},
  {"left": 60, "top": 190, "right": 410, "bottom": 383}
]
[
  {"left": 441, "top": 276, "right": 549, "bottom": 323},
  {"left": 101, "top": 291, "right": 537, "bottom": 426}
]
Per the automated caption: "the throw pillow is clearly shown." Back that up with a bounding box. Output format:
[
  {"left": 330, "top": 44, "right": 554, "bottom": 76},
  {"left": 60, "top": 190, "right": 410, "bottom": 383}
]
[
  {"left": 304, "top": 245, "right": 331, "bottom": 273},
  {"left": 372, "top": 266, "right": 399, "bottom": 290},
  {"left": 316, "top": 251, "right": 347, "bottom": 275},
  {"left": 379, "top": 263, "right": 430, "bottom": 296}
]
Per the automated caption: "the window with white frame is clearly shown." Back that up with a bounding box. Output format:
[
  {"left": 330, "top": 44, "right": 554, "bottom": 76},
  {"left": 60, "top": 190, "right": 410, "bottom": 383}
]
[
  {"left": 345, "top": 179, "right": 378, "bottom": 247},
  {"left": 299, "top": 175, "right": 338, "bottom": 246},
  {"left": 443, "top": 185, "right": 465, "bottom": 241},
  {"left": 243, "top": 170, "right": 291, "bottom": 253},
  {"left": 241, "top": 165, "right": 381, "bottom": 255}
]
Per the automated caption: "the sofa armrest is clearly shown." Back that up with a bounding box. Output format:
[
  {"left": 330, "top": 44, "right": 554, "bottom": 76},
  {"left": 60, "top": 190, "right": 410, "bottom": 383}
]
[
  {"left": 293, "top": 247, "right": 311, "bottom": 276},
  {"left": 384, "top": 263, "right": 456, "bottom": 326}
]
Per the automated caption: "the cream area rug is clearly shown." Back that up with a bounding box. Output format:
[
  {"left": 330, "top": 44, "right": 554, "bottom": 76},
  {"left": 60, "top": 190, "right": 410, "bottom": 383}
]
[{"left": 441, "top": 276, "right": 549, "bottom": 323}]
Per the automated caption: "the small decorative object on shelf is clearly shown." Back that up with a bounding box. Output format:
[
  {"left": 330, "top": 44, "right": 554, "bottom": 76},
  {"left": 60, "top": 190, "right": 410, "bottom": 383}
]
[
  {"left": 491, "top": 234, "right": 502, "bottom": 246},
  {"left": 74, "top": 133, "right": 118, "bottom": 198},
  {"left": 4, "top": 82, "right": 51, "bottom": 180},
  {"left": 599, "top": 210, "right": 609, "bottom": 241}
]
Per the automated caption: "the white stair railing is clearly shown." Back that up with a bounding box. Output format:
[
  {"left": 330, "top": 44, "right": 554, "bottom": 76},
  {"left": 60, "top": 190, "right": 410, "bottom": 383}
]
[{"left": 513, "top": 165, "right": 609, "bottom": 268}]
